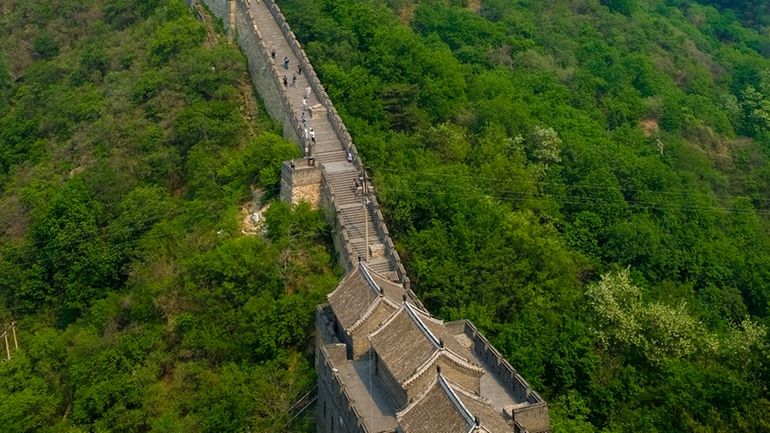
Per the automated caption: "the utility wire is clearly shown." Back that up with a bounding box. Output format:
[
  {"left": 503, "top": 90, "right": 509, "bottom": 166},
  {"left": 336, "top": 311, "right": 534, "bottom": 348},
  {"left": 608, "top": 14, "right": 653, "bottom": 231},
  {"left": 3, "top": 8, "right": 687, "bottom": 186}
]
[
  {"left": 374, "top": 166, "right": 770, "bottom": 204},
  {"left": 4, "top": 166, "right": 769, "bottom": 272}
]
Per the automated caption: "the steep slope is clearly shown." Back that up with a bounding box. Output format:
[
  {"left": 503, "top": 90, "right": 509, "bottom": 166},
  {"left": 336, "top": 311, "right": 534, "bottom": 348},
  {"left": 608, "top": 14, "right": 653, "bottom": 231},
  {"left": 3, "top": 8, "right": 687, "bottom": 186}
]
[
  {"left": 0, "top": 1, "right": 337, "bottom": 432},
  {"left": 278, "top": 0, "right": 770, "bottom": 431}
]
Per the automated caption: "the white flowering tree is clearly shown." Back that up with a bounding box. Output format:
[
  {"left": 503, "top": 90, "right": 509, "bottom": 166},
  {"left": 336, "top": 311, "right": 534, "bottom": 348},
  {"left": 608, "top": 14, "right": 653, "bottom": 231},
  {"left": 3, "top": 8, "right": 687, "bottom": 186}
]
[
  {"left": 587, "top": 268, "right": 766, "bottom": 366},
  {"left": 529, "top": 126, "right": 562, "bottom": 165}
]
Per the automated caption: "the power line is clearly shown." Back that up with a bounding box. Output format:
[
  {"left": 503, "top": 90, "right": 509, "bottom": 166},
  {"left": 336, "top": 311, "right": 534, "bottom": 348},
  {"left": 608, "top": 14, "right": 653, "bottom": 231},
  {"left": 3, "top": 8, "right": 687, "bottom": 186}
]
[
  {"left": 4, "top": 164, "right": 769, "bottom": 275},
  {"left": 374, "top": 181, "right": 770, "bottom": 217},
  {"left": 373, "top": 166, "right": 770, "bottom": 205},
  {"left": 2, "top": 184, "right": 283, "bottom": 259}
]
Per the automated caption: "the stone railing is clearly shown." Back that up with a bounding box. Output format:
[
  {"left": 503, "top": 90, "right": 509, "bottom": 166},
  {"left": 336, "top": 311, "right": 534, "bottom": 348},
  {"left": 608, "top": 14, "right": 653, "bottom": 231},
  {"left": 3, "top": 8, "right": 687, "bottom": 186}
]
[
  {"left": 262, "top": 0, "right": 364, "bottom": 169},
  {"left": 469, "top": 320, "right": 544, "bottom": 404},
  {"left": 256, "top": 0, "right": 410, "bottom": 289},
  {"left": 318, "top": 344, "right": 371, "bottom": 433},
  {"left": 444, "top": 320, "right": 550, "bottom": 432},
  {"left": 320, "top": 170, "right": 356, "bottom": 271},
  {"left": 368, "top": 194, "right": 410, "bottom": 289}
]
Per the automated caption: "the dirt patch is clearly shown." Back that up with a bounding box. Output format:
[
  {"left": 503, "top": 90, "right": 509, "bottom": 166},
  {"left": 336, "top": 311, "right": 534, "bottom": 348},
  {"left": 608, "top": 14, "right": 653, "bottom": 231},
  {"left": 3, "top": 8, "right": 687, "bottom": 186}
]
[
  {"left": 640, "top": 118, "right": 660, "bottom": 137},
  {"left": 0, "top": 194, "right": 28, "bottom": 241},
  {"left": 240, "top": 185, "right": 270, "bottom": 235},
  {"left": 397, "top": 3, "right": 416, "bottom": 25},
  {"left": 468, "top": 0, "right": 481, "bottom": 13}
]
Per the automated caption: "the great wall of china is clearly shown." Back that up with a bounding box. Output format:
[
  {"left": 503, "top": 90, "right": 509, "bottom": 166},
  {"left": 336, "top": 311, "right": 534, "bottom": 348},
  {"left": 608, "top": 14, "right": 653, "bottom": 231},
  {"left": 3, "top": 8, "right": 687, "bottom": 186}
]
[{"left": 191, "top": 1, "right": 551, "bottom": 431}]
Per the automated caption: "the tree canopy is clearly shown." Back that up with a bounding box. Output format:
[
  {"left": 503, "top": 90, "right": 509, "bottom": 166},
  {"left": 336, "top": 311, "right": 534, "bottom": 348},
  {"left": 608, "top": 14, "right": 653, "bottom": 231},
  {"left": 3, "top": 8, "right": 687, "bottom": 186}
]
[
  {"left": 0, "top": 1, "right": 337, "bottom": 432},
  {"left": 278, "top": 0, "right": 770, "bottom": 430}
]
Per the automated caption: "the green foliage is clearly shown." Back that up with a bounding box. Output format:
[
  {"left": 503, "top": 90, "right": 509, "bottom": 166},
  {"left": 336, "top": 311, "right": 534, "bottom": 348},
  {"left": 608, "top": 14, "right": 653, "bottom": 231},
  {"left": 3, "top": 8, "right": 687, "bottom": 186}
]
[
  {"left": 33, "top": 32, "right": 59, "bottom": 60},
  {"left": 0, "top": 54, "right": 10, "bottom": 112},
  {"left": 105, "top": 0, "right": 163, "bottom": 29},
  {"left": 28, "top": 178, "right": 119, "bottom": 317},
  {"left": 172, "top": 100, "right": 243, "bottom": 152},
  {"left": 601, "top": 0, "right": 636, "bottom": 15},
  {"left": 150, "top": 16, "right": 206, "bottom": 64},
  {"left": 221, "top": 132, "right": 299, "bottom": 193},
  {"left": 0, "top": 1, "right": 336, "bottom": 432},
  {"left": 279, "top": 0, "right": 770, "bottom": 430}
]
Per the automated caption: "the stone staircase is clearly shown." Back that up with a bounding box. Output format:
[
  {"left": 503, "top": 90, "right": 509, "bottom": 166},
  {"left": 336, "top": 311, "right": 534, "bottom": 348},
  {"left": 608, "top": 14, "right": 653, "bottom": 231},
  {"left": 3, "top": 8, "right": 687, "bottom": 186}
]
[
  {"left": 235, "top": 0, "right": 401, "bottom": 279},
  {"left": 323, "top": 163, "right": 394, "bottom": 277}
]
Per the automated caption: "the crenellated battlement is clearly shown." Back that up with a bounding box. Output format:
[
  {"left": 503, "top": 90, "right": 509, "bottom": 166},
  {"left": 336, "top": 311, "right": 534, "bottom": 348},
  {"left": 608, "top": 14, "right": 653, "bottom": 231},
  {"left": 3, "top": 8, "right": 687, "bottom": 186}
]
[{"left": 193, "top": 1, "right": 550, "bottom": 432}]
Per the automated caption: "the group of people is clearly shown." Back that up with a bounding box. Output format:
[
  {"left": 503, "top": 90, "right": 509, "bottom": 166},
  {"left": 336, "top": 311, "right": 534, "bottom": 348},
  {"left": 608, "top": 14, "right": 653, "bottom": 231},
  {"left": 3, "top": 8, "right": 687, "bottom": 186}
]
[
  {"left": 270, "top": 46, "right": 355, "bottom": 169},
  {"left": 272, "top": 47, "right": 315, "bottom": 161}
]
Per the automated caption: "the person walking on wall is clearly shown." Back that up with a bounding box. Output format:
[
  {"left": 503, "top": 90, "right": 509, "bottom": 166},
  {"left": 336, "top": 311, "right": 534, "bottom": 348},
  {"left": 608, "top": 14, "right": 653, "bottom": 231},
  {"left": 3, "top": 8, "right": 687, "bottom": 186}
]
[
  {"left": 271, "top": 49, "right": 276, "bottom": 60},
  {"left": 353, "top": 178, "right": 361, "bottom": 196},
  {"left": 283, "top": 56, "right": 290, "bottom": 70},
  {"left": 292, "top": 73, "right": 297, "bottom": 87},
  {"left": 283, "top": 75, "right": 288, "bottom": 88},
  {"left": 309, "top": 127, "right": 315, "bottom": 145},
  {"left": 297, "top": 64, "right": 303, "bottom": 75}
]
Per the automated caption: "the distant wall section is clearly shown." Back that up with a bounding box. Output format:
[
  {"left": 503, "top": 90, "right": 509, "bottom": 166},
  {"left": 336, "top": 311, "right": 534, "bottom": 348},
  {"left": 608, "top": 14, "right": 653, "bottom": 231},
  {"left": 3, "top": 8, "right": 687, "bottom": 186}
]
[{"left": 197, "top": 0, "right": 302, "bottom": 146}]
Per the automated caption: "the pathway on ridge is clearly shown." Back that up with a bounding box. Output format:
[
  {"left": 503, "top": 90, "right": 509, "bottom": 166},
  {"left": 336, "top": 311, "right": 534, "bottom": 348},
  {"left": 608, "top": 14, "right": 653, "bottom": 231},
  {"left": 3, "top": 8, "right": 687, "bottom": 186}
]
[{"left": 246, "top": 0, "right": 396, "bottom": 277}]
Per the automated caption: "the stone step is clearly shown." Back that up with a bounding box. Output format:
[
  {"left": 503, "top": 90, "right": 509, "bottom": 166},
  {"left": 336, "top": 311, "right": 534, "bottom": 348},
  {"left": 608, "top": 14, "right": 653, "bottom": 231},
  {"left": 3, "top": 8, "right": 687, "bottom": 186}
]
[
  {"left": 247, "top": 0, "right": 400, "bottom": 278},
  {"left": 326, "top": 170, "right": 360, "bottom": 180},
  {"left": 340, "top": 222, "right": 377, "bottom": 241},
  {"left": 368, "top": 259, "right": 396, "bottom": 276}
]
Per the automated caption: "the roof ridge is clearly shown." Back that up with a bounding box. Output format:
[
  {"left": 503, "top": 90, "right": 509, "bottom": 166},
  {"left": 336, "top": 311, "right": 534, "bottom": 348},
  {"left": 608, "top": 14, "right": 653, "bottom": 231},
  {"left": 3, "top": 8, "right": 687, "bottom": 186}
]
[
  {"left": 438, "top": 374, "right": 476, "bottom": 430},
  {"left": 326, "top": 266, "right": 361, "bottom": 300},
  {"left": 349, "top": 296, "right": 385, "bottom": 332},
  {"left": 359, "top": 262, "right": 383, "bottom": 296},
  {"left": 401, "top": 348, "right": 484, "bottom": 388},
  {"left": 405, "top": 302, "right": 441, "bottom": 349}
]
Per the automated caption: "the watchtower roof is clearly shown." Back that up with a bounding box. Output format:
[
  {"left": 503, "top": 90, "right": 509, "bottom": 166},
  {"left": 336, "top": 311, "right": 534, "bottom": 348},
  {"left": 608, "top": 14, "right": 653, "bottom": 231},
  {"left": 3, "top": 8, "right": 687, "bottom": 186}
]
[
  {"left": 327, "top": 262, "right": 404, "bottom": 331},
  {"left": 369, "top": 302, "right": 479, "bottom": 384},
  {"left": 398, "top": 374, "right": 511, "bottom": 433}
]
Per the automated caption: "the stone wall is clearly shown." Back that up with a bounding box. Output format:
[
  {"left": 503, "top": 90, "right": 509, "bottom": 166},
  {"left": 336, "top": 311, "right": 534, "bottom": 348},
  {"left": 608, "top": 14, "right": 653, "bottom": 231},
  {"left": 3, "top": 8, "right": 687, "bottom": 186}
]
[
  {"left": 196, "top": 0, "right": 300, "bottom": 144},
  {"left": 200, "top": 0, "right": 411, "bottom": 286},
  {"left": 403, "top": 356, "right": 481, "bottom": 403},
  {"left": 315, "top": 305, "right": 340, "bottom": 364},
  {"left": 376, "top": 357, "right": 409, "bottom": 409},
  {"left": 447, "top": 320, "right": 551, "bottom": 433},
  {"left": 316, "top": 344, "right": 369, "bottom": 433},
  {"left": 281, "top": 159, "right": 321, "bottom": 207},
  {"left": 319, "top": 171, "right": 356, "bottom": 272},
  {"left": 260, "top": 0, "right": 411, "bottom": 290},
  {"left": 195, "top": 0, "right": 230, "bottom": 32},
  {"left": 235, "top": 0, "right": 302, "bottom": 144}
]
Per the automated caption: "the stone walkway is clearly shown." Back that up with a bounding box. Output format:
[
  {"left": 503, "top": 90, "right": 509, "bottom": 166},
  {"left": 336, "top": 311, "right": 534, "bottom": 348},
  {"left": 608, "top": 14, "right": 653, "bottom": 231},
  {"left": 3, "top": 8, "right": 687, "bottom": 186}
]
[{"left": 247, "top": 0, "right": 397, "bottom": 277}]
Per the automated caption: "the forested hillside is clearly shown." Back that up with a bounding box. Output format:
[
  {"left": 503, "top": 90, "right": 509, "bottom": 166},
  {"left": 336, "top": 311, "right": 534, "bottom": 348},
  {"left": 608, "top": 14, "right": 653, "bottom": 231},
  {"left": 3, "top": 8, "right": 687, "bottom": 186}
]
[
  {"left": 2, "top": 0, "right": 770, "bottom": 432},
  {"left": 0, "top": 1, "right": 338, "bottom": 432},
  {"left": 276, "top": 0, "right": 770, "bottom": 431}
]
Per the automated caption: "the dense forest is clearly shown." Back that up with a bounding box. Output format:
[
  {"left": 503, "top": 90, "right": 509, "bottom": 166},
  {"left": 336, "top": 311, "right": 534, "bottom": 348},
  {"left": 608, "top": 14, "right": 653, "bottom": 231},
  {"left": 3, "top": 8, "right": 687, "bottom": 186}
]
[
  {"left": 0, "top": 1, "right": 338, "bottom": 432},
  {"left": 1, "top": 0, "right": 770, "bottom": 432},
  {"left": 274, "top": 0, "right": 770, "bottom": 431}
]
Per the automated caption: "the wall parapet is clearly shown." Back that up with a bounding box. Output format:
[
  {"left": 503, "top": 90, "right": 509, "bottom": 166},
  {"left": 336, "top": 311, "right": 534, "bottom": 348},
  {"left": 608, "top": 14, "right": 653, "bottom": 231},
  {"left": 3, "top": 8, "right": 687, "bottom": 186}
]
[
  {"left": 447, "top": 319, "right": 551, "bottom": 432},
  {"left": 260, "top": 0, "right": 408, "bottom": 287},
  {"left": 262, "top": 0, "right": 362, "bottom": 166},
  {"left": 318, "top": 344, "right": 371, "bottom": 433},
  {"left": 320, "top": 171, "right": 356, "bottom": 272}
]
